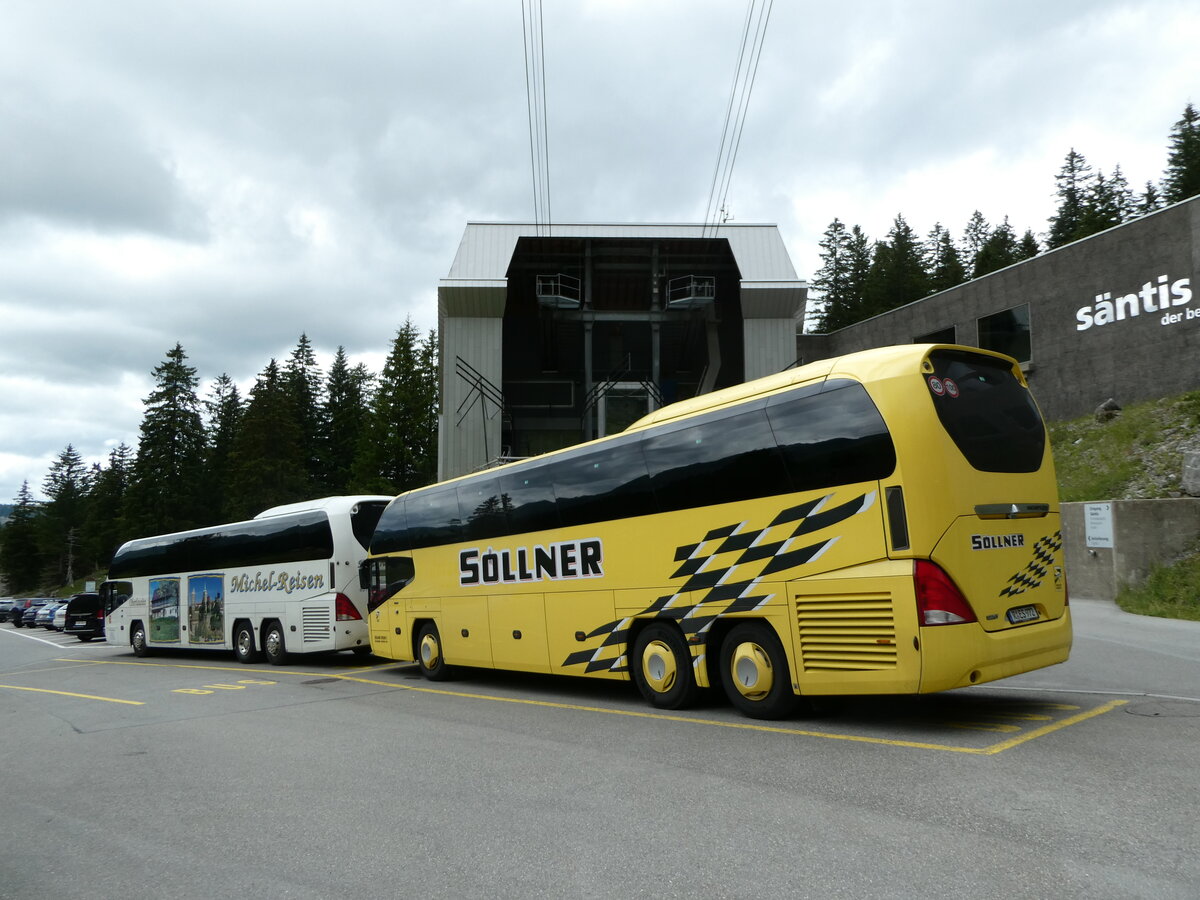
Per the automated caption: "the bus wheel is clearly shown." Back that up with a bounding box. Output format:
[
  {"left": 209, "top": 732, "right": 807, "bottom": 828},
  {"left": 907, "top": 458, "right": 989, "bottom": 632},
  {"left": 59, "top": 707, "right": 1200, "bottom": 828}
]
[
  {"left": 263, "top": 622, "right": 288, "bottom": 666},
  {"left": 416, "top": 623, "right": 453, "bottom": 681},
  {"left": 632, "top": 622, "right": 698, "bottom": 710},
  {"left": 131, "top": 622, "right": 151, "bottom": 658},
  {"left": 234, "top": 623, "right": 261, "bottom": 664},
  {"left": 719, "top": 623, "right": 798, "bottom": 720}
]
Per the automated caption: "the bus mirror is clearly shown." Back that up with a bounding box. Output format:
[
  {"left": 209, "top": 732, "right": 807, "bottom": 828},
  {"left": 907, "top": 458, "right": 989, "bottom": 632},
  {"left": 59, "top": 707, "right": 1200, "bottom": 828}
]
[{"left": 359, "top": 559, "right": 372, "bottom": 591}]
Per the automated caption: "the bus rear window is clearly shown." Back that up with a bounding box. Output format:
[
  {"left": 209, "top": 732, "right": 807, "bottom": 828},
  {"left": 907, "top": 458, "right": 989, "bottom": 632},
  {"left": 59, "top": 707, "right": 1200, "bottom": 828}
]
[{"left": 927, "top": 349, "right": 1045, "bottom": 473}]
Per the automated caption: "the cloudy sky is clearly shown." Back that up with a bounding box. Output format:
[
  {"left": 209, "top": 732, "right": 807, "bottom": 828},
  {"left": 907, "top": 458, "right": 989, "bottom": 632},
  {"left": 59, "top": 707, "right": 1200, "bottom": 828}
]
[{"left": 1, "top": 0, "right": 1196, "bottom": 503}]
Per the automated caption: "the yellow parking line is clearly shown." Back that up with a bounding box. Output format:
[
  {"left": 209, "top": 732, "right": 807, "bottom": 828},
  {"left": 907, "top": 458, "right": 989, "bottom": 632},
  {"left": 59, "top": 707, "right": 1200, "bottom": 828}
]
[
  {"left": 63, "top": 658, "right": 1128, "bottom": 753},
  {"left": 0, "top": 684, "right": 144, "bottom": 705},
  {"left": 974, "top": 699, "right": 1128, "bottom": 755}
]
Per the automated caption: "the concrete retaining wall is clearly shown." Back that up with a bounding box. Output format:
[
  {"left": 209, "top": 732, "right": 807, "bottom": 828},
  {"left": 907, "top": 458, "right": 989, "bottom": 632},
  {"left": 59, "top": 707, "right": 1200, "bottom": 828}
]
[{"left": 1062, "top": 499, "right": 1200, "bottom": 602}]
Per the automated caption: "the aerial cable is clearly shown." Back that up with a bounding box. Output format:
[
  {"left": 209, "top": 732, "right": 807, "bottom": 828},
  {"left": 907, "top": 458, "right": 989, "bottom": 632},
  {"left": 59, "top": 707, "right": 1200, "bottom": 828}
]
[
  {"left": 714, "top": 0, "right": 771, "bottom": 231},
  {"left": 521, "top": 0, "right": 551, "bottom": 236},
  {"left": 703, "top": 2, "right": 755, "bottom": 237},
  {"left": 704, "top": 0, "right": 773, "bottom": 237}
]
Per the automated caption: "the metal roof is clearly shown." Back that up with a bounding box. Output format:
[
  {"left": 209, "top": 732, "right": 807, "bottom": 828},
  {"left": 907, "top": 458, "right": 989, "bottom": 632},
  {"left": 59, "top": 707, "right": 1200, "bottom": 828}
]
[{"left": 443, "top": 222, "right": 804, "bottom": 283}]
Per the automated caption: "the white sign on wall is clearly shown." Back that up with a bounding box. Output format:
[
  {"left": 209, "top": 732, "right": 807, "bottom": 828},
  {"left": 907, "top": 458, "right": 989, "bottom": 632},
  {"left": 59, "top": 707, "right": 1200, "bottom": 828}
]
[{"left": 1085, "top": 503, "right": 1114, "bottom": 549}]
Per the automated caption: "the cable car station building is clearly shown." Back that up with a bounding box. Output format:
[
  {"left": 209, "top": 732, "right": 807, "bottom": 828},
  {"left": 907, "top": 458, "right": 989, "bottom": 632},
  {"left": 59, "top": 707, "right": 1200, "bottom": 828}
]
[
  {"left": 437, "top": 223, "right": 806, "bottom": 479},
  {"left": 437, "top": 197, "right": 1199, "bottom": 481}
]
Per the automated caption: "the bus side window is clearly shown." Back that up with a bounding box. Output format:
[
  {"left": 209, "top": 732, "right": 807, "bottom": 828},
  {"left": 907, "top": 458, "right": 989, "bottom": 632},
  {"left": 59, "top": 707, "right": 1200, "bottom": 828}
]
[
  {"left": 644, "top": 405, "right": 787, "bottom": 511},
  {"left": 766, "top": 382, "right": 896, "bottom": 491},
  {"left": 405, "top": 488, "right": 463, "bottom": 550},
  {"left": 459, "top": 477, "right": 508, "bottom": 541},
  {"left": 550, "top": 435, "right": 653, "bottom": 527},
  {"left": 497, "top": 469, "right": 560, "bottom": 535}
]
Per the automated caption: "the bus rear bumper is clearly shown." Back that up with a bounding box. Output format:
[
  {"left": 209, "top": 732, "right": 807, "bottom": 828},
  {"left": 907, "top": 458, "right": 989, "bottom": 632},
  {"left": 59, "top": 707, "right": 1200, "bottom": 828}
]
[{"left": 918, "top": 608, "right": 1073, "bottom": 693}]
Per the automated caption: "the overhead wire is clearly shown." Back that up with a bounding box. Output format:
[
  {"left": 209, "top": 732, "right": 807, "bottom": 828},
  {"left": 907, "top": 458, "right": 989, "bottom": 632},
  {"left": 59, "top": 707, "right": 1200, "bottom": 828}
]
[
  {"left": 703, "top": 0, "right": 773, "bottom": 237},
  {"left": 521, "top": 0, "right": 551, "bottom": 236}
]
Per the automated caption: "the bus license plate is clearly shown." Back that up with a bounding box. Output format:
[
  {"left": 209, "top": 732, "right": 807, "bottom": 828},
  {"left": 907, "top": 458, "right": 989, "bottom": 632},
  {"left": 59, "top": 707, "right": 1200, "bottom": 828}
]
[{"left": 1007, "top": 605, "right": 1040, "bottom": 624}]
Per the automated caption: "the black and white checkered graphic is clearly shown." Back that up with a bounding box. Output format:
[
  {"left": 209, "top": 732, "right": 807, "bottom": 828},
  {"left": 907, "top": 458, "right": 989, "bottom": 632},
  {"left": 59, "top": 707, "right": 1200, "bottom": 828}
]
[
  {"left": 999, "top": 531, "right": 1063, "bottom": 598},
  {"left": 560, "top": 489, "right": 878, "bottom": 675}
]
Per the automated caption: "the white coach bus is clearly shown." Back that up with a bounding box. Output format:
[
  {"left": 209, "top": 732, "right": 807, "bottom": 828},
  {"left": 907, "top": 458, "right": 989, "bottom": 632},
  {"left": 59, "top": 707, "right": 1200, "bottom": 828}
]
[{"left": 105, "top": 496, "right": 392, "bottom": 665}]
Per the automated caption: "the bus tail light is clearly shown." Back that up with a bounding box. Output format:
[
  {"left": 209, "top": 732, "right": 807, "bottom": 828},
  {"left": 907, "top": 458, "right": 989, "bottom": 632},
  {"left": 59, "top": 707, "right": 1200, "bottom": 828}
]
[
  {"left": 915, "top": 560, "right": 977, "bottom": 626},
  {"left": 334, "top": 593, "right": 363, "bottom": 621}
]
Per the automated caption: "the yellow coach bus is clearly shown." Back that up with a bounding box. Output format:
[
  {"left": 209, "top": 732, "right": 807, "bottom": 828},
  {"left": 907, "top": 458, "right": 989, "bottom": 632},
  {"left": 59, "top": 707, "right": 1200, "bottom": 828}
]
[{"left": 363, "top": 345, "right": 1071, "bottom": 719}]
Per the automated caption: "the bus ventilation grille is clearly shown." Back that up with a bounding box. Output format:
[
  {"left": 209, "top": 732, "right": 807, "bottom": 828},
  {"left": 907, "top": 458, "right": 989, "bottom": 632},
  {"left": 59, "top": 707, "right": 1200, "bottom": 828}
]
[
  {"left": 301, "top": 607, "right": 332, "bottom": 644},
  {"left": 795, "top": 594, "right": 897, "bottom": 671}
]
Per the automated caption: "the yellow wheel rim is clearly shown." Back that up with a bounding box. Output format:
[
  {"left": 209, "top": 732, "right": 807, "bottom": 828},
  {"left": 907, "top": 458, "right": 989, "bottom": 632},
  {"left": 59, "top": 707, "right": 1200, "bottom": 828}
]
[
  {"left": 641, "top": 639, "right": 677, "bottom": 694},
  {"left": 420, "top": 633, "right": 440, "bottom": 669},
  {"left": 730, "top": 641, "right": 774, "bottom": 701}
]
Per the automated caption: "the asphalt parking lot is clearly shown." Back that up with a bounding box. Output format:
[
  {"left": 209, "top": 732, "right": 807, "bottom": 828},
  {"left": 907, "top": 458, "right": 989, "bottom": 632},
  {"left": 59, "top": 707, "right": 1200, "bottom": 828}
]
[{"left": 2, "top": 600, "right": 1198, "bottom": 900}]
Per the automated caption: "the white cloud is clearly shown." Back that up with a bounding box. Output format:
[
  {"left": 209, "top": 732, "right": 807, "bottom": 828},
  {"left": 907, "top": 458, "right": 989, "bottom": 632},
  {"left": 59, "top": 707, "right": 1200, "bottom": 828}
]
[{"left": 0, "top": 0, "right": 1197, "bottom": 502}]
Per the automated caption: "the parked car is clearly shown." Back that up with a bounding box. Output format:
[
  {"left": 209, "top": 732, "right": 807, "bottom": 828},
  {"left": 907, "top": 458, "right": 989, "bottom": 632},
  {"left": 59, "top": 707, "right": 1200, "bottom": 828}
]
[
  {"left": 52, "top": 603, "right": 68, "bottom": 631},
  {"left": 11, "top": 598, "right": 49, "bottom": 628},
  {"left": 35, "top": 600, "right": 63, "bottom": 629},
  {"left": 0, "top": 598, "right": 16, "bottom": 623},
  {"left": 64, "top": 592, "right": 105, "bottom": 642}
]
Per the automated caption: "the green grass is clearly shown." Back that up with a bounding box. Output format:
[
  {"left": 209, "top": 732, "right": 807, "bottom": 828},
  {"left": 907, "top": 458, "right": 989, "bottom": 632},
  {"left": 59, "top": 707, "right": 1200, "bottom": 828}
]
[
  {"left": 51, "top": 570, "right": 109, "bottom": 599},
  {"left": 1049, "top": 390, "right": 1200, "bottom": 502},
  {"left": 1114, "top": 540, "right": 1200, "bottom": 622},
  {"left": 1049, "top": 390, "right": 1200, "bottom": 622}
]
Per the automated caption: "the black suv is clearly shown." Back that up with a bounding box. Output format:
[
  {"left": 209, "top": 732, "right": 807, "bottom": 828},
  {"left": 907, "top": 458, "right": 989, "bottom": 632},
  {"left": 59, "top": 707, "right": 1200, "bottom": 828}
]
[{"left": 64, "top": 592, "right": 106, "bottom": 642}]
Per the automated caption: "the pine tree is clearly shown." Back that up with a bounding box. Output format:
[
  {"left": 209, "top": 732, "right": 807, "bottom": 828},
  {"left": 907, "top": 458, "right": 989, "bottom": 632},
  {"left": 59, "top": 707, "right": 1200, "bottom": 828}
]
[
  {"left": 40, "top": 444, "right": 91, "bottom": 585},
  {"left": 202, "top": 374, "right": 243, "bottom": 522},
  {"left": 1076, "top": 169, "right": 1125, "bottom": 237},
  {"left": 926, "top": 223, "right": 966, "bottom": 294},
  {"left": 125, "top": 343, "right": 207, "bottom": 535},
  {"left": 961, "top": 210, "right": 990, "bottom": 273},
  {"left": 352, "top": 320, "right": 440, "bottom": 494},
  {"left": 811, "top": 219, "right": 857, "bottom": 332},
  {"left": 1162, "top": 102, "right": 1200, "bottom": 203},
  {"left": 225, "top": 360, "right": 308, "bottom": 520},
  {"left": 0, "top": 482, "right": 42, "bottom": 592},
  {"left": 973, "top": 217, "right": 1020, "bottom": 278},
  {"left": 1047, "top": 149, "right": 1093, "bottom": 248},
  {"left": 1138, "top": 181, "right": 1162, "bottom": 215},
  {"left": 83, "top": 444, "right": 134, "bottom": 569},
  {"left": 322, "top": 346, "right": 373, "bottom": 492},
  {"left": 284, "top": 334, "right": 323, "bottom": 492},
  {"left": 845, "top": 225, "right": 871, "bottom": 316},
  {"left": 862, "top": 215, "right": 929, "bottom": 317},
  {"left": 1016, "top": 229, "right": 1040, "bottom": 261},
  {"left": 1109, "top": 164, "right": 1137, "bottom": 222}
]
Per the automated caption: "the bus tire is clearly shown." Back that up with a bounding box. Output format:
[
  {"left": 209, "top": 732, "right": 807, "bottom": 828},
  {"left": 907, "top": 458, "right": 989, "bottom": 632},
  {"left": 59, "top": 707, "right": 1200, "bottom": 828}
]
[
  {"left": 632, "top": 622, "right": 699, "bottom": 710},
  {"left": 719, "top": 622, "right": 798, "bottom": 720},
  {"left": 416, "top": 623, "right": 453, "bottom": 681},
  {"left": 234, "top": 622, "right": 261, "bottom": 664},
  {"left": 351, "top": 646, "right": 372, "bottom": 656},
  {"left": 131, "top": 622, "right": 151, "bottom": 658},
  {"left": 263, "top": 622, "right": 288, "bottom": 666}
]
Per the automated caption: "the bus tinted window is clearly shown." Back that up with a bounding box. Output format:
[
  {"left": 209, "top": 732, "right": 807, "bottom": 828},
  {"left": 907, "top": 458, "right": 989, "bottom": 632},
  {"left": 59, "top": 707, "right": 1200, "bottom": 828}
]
[
  {"left": 110, "top": 511, "right": 334, "bottom": 578},
  {"left": 370, "top": 499, "right": 410, "bottom": 555},
  {"left": 497, "top": 469, "right": 560, "bottom": 535},
  {"left": 644, "top": 405, "right": 789, "bottom": 512},
  {"left": 550, "top": 436, "right": 654, "bottom": 528},
  {"left": 927, "top": 349, "right": 1045, "bottom": 473},
  {"left": 459, "top": 478, "right": 509, "bottom": 541},
  {"left": 766, "top": 381, "right": 896, "bottom": 491},
  {"left": 405, "top": 488, "right": 464, "bottom": 550}
]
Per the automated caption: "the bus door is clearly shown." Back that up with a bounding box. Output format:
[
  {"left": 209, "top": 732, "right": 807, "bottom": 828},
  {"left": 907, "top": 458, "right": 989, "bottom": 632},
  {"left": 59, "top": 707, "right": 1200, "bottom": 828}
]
[{"left": 364, "top": 558, "right": 415, "bottom": 661}]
